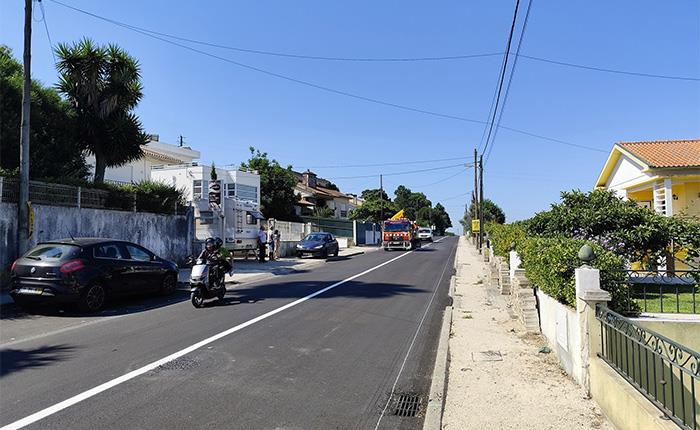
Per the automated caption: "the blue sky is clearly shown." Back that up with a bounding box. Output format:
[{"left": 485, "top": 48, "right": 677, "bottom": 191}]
[{"left": 2, "top": 1, "right": 699, "bottom": 232}]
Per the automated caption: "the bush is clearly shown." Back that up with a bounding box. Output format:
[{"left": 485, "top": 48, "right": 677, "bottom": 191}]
[
  {"left": 119, "top": 180, "right": 186, "bottom": 214},
  {"left": 517, "top": 236, "right": 635, "bottom": 313},
  {"left": 485, "top": 221, "right": 527, "bottom": 261}
]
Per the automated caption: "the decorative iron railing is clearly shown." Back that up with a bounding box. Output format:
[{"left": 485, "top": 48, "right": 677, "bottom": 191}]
[
  {"left": 620, "top": 269, "right": 699, "bottom": 315},
  {"left": 597, "top": 305, "right": 700, "bottom": 429}
]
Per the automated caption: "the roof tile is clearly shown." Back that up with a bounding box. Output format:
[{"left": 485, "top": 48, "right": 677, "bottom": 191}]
[{"left": 618, "top": 139, "right": 700, "bottom": 168}]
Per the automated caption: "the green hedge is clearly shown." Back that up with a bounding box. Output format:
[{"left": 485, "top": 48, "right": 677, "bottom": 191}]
[
  {"left": 517, "top": 236, "right": 635, "bottom": 312},
  {"left": 485, "top": 221, "right": 527, "bottom": 261}
]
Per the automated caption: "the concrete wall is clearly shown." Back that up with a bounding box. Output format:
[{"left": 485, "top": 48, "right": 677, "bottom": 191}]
[
  {"left": 633, "top": 316, "right": 700, "bottom": 353},
  {"left": 536, "top": 289, "right": 585, "bottom": 385},
  {"left": 1, "top": 202, "right": 193, "bottom": 271}
]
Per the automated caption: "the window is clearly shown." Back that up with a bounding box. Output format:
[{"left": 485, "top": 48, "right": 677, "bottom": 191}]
[
  {"left": 225, "top": 183, "right": 236, "bottom": 198},
  {"left": 126, "top": 245, "right": 152, "bottom": 262},
  {"left": 237, "top": 184, "right": 258, "bottom": 202},
  {"left": 246, "top": 213, "right": 255, "bottom": 225},
  {"left": 26, "top": 244, "right": 80, "bottom": 261},
  {"left": 95, "top": 243, "right": 127, "bottom": 259},
  {"left": 193, "top": 179, "right": 209, "bottom": 199},
  {"left": 340, "top": 210, "right": 348, "bottom": 218}
]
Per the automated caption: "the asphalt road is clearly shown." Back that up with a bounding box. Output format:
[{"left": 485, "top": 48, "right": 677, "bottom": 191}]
[{"left": 0, "top": 237, "right": 457, "bottom": 430}]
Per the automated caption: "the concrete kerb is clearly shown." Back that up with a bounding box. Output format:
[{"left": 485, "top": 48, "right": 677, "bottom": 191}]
[{"left": 423, "top": 244, "right": 460, "bottom": 430}]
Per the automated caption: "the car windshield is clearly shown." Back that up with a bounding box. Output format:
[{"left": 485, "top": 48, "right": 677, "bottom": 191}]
[
  {"left": 384, "top": 223, "right": 408, "bottom": 232},
  {"left": 419, "top": 228, "right": 431, "bottom": 233},
  {"left": 25, "top": 244, "right": 80, "bottom": 261},
  {"left": 304, "top": 233, "right": 328, "bottom": 241}
]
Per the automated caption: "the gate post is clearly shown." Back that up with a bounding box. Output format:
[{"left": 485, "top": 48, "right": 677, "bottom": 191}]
[{"left": 576, "top": 263, "right": 610, "bottom": 395}]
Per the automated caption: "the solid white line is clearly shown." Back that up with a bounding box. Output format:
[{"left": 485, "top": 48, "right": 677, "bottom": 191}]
[
  {"left": 374, "top": 237, "right": 455, "bottom": 429},
  {"left": 1, "top": 238, "right": 447, "bottom": 430}
]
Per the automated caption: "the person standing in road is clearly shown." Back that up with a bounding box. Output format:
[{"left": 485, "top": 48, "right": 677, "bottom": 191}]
[
  {"left": 267, "top": 227, "right": 275, "bottom": 261},
  {"left": 272, "top": 229, "right": 281, "bottom": 260},
  {"left": 257, "top": 225, "right": 267, "bottom": 263}
]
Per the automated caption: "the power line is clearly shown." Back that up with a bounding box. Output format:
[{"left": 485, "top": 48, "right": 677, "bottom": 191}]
[
  {"left": 36, "top": 0, "right": 57, "bottom": 64},
  {"left": 520, "top": 54, "right": 700, "bottom": 82},
  {"left": 50, "top": 0, "right": 608, "bottom": 154},
  {"left": 296, "top": 155, "right": 470, "bottom": 169},
  {"left": 326, "top": 163, "right": 465, "bottom": 180},
  {"left": 481, "top": 0, "right": 521, "bottom": 159},
  {"left": 485, "top": 0, "right": 533, "bottom": 164}
]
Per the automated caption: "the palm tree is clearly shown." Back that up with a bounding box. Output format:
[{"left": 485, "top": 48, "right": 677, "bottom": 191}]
[{"left": 56, "top": 39, "right": 147, "bottom": 183}]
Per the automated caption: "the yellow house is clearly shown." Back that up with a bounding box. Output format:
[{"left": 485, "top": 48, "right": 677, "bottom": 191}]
[{"left": 595, "top": 139, "right": 700, "bottom": 220}]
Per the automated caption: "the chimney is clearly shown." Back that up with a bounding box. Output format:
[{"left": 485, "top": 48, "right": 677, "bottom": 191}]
[{"left": 303, "top": 170, "right": 317, "bottom": 188}]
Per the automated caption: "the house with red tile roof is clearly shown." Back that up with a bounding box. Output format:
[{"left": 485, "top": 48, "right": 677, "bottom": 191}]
[
  {"left": 595, "top": 139, "right": 700, "bottom": 219},
  {"left": 293, "top": 170, "right": 358, "bottom": 219}
]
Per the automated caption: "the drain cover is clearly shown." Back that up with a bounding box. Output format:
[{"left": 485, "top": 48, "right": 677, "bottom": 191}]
[
  {"left": 472, "top": 350, "right": 503, "bottom": 361},
  {"left": 393, "top": 393, "right": 421, "bottom": 417}
]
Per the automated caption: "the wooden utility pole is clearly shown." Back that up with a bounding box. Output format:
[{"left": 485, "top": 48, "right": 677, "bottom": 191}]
[
  {"left": 473, "top": 148, "right": 478, "bottom": 242},
  {"left": 18, "top": 0, "right": 32, "bottom": 255},
  {"left": 479, "top": 155, "right": 484, "bottom": 250},
  {"left": 379, "top": 174, "right": 384, "bottom": 222}
]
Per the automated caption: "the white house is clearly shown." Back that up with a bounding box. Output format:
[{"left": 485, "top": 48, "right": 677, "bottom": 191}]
[
  {"left": 150, "top": 163, "right": 261, "bottom": 205},
  {"left": 86, "top": 135, "right": 200, "bottom": 184}
]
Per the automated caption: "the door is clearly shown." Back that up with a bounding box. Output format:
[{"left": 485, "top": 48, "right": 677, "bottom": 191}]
[
  {"left": 124, "top": 244, "right": 163, "bottom": 293},
  {"left": 93, "top": 242, "right": 133, "bottom": 295}
]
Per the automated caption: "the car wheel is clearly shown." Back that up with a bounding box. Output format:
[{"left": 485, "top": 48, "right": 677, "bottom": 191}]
[
  {"left": 322, "top": 249, "right": 329, "bottom": 259},
  {"left": 79, "top": 283, "right": 106, "bottom": 313},
  {"left": 160, "top": 273, "right": 177, "bottom": 296},
  {"left": 297, "top": 252, "right": 303, "bottom": 259}
]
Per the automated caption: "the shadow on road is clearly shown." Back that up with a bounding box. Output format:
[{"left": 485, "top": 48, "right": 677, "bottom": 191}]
[
  {"left": 0, "top": 290, "right": 191, "bottom": 321},
  {"left": 231, "top": 280, "right": 427, "bottom": 302},
  {"left": 0, "top": 344, "right": 77, "bottom": 377}
]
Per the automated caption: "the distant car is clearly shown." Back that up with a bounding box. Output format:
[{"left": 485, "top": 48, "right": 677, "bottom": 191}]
[
  {"left": 417, "top": 227, "right": 433, "bottom": 241},
  {"left": 296, "top": 232, "right": 339, "bottom": 258},
  {"left": 9, "top": 238, "right": 179, "bottom": 312}
]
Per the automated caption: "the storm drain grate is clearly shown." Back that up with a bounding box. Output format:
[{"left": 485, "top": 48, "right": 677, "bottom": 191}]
[{"left": 393, "top": 394, "right": 422, "bottom": 417}]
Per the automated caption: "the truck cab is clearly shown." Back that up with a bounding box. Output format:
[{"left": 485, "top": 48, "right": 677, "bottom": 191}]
[{"left": 382, "top": 219, "right": 420, "bottom": 251}]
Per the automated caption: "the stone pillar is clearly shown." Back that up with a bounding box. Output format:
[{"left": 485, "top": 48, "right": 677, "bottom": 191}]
[
  {"left": 509, "top": 250, "right": 521, "bottom": 284},
  {"left": 575, "top": 266, "right": 611, "bottom": 395}
]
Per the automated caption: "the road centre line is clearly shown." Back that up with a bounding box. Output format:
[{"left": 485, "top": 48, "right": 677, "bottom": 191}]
[{"left": 2, "top": 237, "right": 446, "bottom": 430}]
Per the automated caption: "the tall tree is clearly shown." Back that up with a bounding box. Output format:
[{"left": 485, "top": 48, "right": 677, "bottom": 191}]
[
  {"left": 431, "top": 203, "right": 452, "bottom": 235},
  {"left": 0, "top": 45, "right": 88, "bottom": 179},
  {"left": 56, "top": 39, "right": 147, "bottom": 183},
  {"left": 393, "top": 185, "right": 432, "bottom": 220},
  {"left": 467, "top": 199, "right": 506, "bottom": 224},
  {"left": 350, "top": 188, "right": 396, "bottom": 223},
  {"left": 241, "top": 147, "right": 299, "bottom": 221}
]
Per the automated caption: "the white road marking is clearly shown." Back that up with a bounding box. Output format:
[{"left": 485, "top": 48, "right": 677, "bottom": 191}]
[
  {"left": 2, "top": 237, "right": 448, "bottom": 430},
  {"left": 374, "top": 237, "right": 455, "bottom": 429}
]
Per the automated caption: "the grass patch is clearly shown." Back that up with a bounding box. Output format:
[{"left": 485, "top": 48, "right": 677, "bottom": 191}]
[{"left": 630, "top": 284, "right": 699, "bottom": 314}]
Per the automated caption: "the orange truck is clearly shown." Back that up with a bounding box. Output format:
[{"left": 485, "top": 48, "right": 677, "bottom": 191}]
[{"left": 382, "top": 213, "right": 420, "bottom": 251}]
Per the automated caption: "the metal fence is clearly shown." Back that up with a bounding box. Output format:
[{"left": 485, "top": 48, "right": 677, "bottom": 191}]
[
  {"left": 597, "top": 305, "right": 700, "bottom": 429},
  {"left": 301, "top": 216, "right": 353, "bottom": 238},
  {"left": 0, "top": 176, "right": 186, "bottom": 215},
  {"left": 620, "top": 269, "right": 699, "bottom": 315}
]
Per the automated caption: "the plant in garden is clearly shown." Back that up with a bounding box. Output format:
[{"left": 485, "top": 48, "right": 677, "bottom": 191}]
[{"left": 240, "top": 147, "right": 299, "bottom": 221}]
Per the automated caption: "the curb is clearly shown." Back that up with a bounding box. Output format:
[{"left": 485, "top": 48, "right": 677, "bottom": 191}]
[{"left": 423, "top": 303, "right": 453, "bottom": 430}]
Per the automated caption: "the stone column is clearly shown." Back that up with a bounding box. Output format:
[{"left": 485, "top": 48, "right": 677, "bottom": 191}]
[{"left": 575, "top": 266, "right": 611, "bottom": 395}]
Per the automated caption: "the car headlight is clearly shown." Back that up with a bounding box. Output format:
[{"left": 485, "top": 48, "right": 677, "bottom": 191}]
[
  {"left": 314, "top": 245, "right": 323, "bottom": 249},
  {"left": 296, "top": 244, "right": 302, "bottom": 248}
]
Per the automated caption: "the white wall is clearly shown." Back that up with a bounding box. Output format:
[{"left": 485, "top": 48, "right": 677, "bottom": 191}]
[
  {"left": 536, "top": 289, "right": 585, "bottom": 385},
  {"left": 606, "top": 155, "right": 652, "bottom": 195}
]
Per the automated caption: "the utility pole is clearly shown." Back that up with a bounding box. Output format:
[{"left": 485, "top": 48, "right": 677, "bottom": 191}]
[
  {"left": 473, "top": 148, "right": 478, "bottom": 242},
  {"left": 379, "top": 174, "right": 384, "bottom": 222},
  {"left": 479, "top": 155, "right": 484, "bottom": 250},
  {"left": 18, "top": 0, "right": 32, "bottom": 255}
]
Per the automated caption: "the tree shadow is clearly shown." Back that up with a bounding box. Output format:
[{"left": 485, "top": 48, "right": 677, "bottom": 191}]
[
  {"left": 0, "top": 344, "right": 76, "bottom": 377},
  {"left": 227, "top": 279, "right": 428, "bottom": 303}
]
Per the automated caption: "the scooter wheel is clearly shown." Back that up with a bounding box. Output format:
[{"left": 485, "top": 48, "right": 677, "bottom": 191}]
[{"left": 191, "top": 289, "right": 205, "bottom": 308}]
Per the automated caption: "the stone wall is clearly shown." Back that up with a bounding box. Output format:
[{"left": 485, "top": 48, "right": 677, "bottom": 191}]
[{"left": 1, "top": 202, "right": 193, "bottom": 272}]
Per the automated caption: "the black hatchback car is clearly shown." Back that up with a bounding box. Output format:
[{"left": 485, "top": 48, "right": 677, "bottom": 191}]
[
  {"left": 10, "top": 238, "right": 179, "bottom": 312},
  {"left": 295, "top": 232, "right": 339, "bottom": 258}
]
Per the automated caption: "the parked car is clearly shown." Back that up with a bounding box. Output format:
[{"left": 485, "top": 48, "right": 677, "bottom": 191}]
[
  {"left": 296, "top": 232, "right": 339, "bottom": 258},
  {"left": 417, "top": 227, "right": 433, "bottom": 242},
  {"left": 9, "top": 238, "right": 179, "bottom": 312}
]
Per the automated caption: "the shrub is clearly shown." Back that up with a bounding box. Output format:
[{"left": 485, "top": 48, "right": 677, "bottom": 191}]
[
  {"left": 485, "top": 221, "right": 527, "bottom": 261},
  {"left": 517, "top": 236, "right": 635, "bottom": 313},
  {"left": 119, "top": 180, "right": 187, "bottom": 214}
]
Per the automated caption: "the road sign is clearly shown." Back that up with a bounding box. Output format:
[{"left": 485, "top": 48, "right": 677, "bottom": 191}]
[
  {"left": 471, "top": 219, "right": 480, "bottom": 233},
  {"left": 27, "top": 201, "right": 34, "bottom": 239}
]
